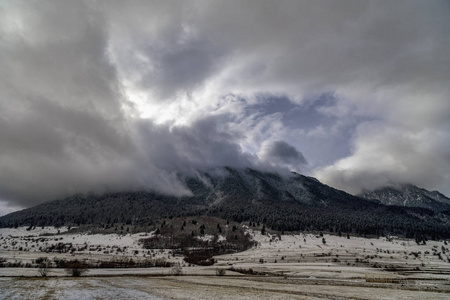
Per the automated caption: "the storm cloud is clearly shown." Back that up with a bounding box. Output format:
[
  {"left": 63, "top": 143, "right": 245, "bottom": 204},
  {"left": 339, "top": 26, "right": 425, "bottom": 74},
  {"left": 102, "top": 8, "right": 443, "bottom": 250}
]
[
  {"left": 259, "top": 140, "right": 307, "bottom": 168},
  {"left": 0, "top": 0, "right": 449, "bottom": 215}
]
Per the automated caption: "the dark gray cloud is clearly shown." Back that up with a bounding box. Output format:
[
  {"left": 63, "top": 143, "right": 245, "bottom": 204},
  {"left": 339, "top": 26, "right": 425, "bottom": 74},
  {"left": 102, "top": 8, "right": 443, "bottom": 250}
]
[
  {"left": 259, "top": 141, "right": 307, "bottom": 168},
  {"left": 1, "top": 0, "right": 450, "bottom": 215},
  {"left": 0, "top": 1, "right": 136, "bottom": 211},
  {"left": 134, "top": 116, "right": 260, "bottom": 175}
]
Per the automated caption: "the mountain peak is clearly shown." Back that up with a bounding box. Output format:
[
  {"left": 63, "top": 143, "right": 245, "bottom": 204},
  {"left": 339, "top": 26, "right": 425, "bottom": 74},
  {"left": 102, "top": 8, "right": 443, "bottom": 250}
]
[{"left": 359, "top": 183, "right": 450, "bottom": 212}]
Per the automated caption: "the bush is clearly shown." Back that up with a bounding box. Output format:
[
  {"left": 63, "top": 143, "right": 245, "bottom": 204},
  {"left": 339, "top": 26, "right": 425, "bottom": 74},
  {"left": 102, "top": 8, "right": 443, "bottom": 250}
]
[
  {"left": 228, "top": 267, "right": 260, "bottom": 275},
  {"left": 65, "top": 260, "right": 89, "bottom": 277},
  {"left": 216, "top": 268, "right": 226, "bottom": 276},
  {"left": 170, "top": 264, "right": 183, "bottom": 276},
  {"left": 37, "top": 257, "right": 50, "bottom": 277},
  {"left": 35, "top": 257, "right": 47, "bottom": 264}
]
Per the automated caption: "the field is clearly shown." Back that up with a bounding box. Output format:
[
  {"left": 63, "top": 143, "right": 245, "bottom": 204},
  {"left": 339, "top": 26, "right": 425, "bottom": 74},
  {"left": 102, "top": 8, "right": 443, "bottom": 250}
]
[{"left": 1, "top": 226, "right": 450, "bottom": 299}]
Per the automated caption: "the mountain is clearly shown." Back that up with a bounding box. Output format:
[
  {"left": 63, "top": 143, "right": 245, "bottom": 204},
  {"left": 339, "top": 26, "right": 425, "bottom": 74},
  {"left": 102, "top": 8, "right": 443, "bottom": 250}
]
[
  {"left": 1, "top": 167, "right": 449, "bottom": 239},
  {"left": 359, "top": 184, "right": 450, "bottom": 212}
]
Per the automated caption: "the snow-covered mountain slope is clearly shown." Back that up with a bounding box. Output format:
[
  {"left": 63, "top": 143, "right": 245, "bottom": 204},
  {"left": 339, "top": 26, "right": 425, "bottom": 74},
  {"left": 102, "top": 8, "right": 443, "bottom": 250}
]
[{"left": 359, "top": 184, "right": 450, "bottom": 212}]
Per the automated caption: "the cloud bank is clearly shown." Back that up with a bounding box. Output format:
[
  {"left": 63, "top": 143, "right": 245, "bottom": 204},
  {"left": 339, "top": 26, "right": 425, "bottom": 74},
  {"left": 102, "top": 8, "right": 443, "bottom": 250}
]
[{"left": 0, "top": 0, "right": 449, "bottom": 214}]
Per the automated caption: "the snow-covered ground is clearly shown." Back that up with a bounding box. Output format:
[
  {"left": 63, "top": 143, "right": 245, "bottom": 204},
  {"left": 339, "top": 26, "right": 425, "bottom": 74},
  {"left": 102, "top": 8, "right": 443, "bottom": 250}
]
[
  {"left": 216, "top": 229, "right": 450, "bottom": 280},
  {"left": 0, "top": 227, "right": 182, "bottom": 268},
  {"left": 0, "top": 277, "right": 163, "bottom": 300},
  {"left": 1, "top": 275, "right": 449, "bottom": 300},
  {"left": 1, "top": 227, "right": 450, "bottom": 299},
  {"left": 1, "top": 226, "right": 449, "bottom": 276},
  {"left": 0, "top": 226, "right": 149, "bottom": 254},
  {"left": 0, "top": 226, "right": 70, "bottom": 237}
]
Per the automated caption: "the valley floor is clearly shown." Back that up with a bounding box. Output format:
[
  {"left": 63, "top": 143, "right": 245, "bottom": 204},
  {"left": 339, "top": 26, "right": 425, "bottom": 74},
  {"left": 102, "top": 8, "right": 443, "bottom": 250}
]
[
  {"left": 1, "top": 227, "right": 450, "bottom": 299},
  {"left": 1, "top": 275, "right": 450, "bottom": 300}
]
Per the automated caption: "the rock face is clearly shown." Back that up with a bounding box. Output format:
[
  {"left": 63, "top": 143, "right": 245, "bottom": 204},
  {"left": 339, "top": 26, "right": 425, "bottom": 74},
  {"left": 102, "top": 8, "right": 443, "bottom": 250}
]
[
  {"left": 359, "top": 184, "right": 450, "bottom": 212},
  {"left": 1, "top": 167, "right": 449, "bottom": 238}
]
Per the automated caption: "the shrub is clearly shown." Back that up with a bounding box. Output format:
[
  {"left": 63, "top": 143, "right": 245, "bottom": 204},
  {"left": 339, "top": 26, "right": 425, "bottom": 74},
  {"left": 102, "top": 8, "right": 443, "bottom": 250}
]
[
  {"left": 65, "top": 260, "right": 89, "bottom": 277},
  {"left": 229, "top": 267, "right": 259, "bottom": 275},
  {"left": 37, "top": 257, "right": 50, "bottom": 277},
  {"left": 35, "top": 257, "right": 45, "bottom": 264},
  {"left": 216, "top": 268, "right": 226, "bottom": 276},
  {"left": 170, "top": 264, "right": 183, "bottom": 276}
]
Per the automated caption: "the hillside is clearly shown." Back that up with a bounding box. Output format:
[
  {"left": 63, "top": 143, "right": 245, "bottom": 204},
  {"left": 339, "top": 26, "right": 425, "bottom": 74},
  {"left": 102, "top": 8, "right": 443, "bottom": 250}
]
[
  {"left": 359, "top": 184, "right": 450, "bottom": 212},
  {"left": 1, "top": 167, "right": 449, "bottom": 239}
]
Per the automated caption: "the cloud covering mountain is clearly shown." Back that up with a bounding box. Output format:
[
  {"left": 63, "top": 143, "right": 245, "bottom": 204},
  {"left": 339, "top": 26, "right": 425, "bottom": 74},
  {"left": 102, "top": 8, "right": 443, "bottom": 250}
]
[{"left": 0, "top": 0, "right": 449, "bottom": 215}]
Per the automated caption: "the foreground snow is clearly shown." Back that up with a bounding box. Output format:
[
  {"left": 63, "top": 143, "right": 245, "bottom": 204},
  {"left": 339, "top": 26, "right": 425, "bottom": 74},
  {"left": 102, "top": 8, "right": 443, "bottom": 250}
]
[
  {"left": 0, "top": 277, "right": 163, "bottom": 300},
  {"left": 0, "top": 276, "right": 449, "bottom": 300}
]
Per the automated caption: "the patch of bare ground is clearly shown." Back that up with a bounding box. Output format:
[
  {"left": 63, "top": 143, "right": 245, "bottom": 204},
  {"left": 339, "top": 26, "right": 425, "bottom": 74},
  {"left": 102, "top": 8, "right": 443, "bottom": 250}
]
[
  {"left": 154, "top": 276, "right": 450, "bottom": 300},
  {"left": 237, "top": 275, "right": 450, "bottom": 293}
]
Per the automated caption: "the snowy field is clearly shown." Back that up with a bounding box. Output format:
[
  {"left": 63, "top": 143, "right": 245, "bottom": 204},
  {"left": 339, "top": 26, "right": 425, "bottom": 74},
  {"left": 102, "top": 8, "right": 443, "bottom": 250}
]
[
  {"left": 216, "top": 229, "right": 450, "bottom": 279},
  {"left": 1, "top": 227, "right": 450, "bottom": 299},
  {"left": 0, "top": 226, "right": 182, "bottom": 269},
  {"left": 1, "top": 275, "right": 449, "bottom": 300}
]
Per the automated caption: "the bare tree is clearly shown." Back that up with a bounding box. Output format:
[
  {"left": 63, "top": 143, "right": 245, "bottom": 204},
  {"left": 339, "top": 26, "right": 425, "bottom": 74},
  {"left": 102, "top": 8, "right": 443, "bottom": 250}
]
[{"left": 38, "top": 258, "right": 50, "bottom": 277}]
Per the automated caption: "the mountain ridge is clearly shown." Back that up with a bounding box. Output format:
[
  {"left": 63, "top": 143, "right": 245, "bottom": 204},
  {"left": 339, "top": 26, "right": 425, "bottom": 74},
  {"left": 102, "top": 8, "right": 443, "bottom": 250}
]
[
  {"left": 1, "top": 167, "right": 449, "bottom": 239},
  {"left": 359, "top": 184, "right": 450, "bottom": 212}
]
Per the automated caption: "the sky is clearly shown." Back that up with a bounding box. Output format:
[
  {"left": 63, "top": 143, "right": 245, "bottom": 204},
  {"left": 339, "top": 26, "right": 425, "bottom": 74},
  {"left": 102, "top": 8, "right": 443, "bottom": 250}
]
[{"left": 0, "top": 0, "right": 449, "bottom": 216}]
